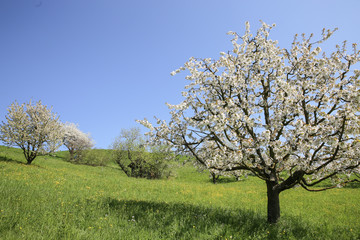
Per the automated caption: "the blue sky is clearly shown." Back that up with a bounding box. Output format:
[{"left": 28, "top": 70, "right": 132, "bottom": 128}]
[{"left": 1, "top": 0, "right": 359, "bottom": 149}]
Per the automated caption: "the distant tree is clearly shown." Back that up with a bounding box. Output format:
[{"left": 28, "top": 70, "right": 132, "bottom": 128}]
[
  {"left": 62, "top": 122, "right": 94, "bottom": 162},
  {"left": 194, "top": 141, "right": 244, "bottom": 184},
  {"left": 209, "top": 170, "right": 220, "bottom": 184},
  {"left": 111, "top": 127, "right": 173, "bottom": 179},
  {"left": 0, "top": 100, "right": 62, "bottom": 164},
  {"left": 139, "top": 22, "right": 360, "bottom": 223},
  {"left": 39, "top": 126, "right": 64, "bottom": 156}
]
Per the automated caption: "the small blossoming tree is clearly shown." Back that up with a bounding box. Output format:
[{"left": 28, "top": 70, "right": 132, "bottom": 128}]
[
  {"left": 0, "top": 100, "right": 63, "bottom": 164},
  {"left": 62, "top": 122, "right": 94, "bottom": 161},
  {"left": 139, "top": 22, "right": 360, "bottom": 223}
]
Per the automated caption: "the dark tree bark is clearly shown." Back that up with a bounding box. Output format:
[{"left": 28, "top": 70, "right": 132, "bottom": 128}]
[
  {"left": 69, "top": 150, "right": 74, "bottom": 161},
  {"left": 22, "top": 148, "right": 37, "bottom": 165},
  {"left": 266, "top": 180, "right": 280, "bottom": 224},
  {"left": 26, "top": 157, "right": 35, "bottom": 165},
  {"left": 210, "top": 171, "right": 220, "bottom": 184}
]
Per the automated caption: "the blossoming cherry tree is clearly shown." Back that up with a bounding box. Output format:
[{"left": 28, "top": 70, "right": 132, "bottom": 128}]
[{"left": 139, "top": 22, "right": 360, "bottom": 223}]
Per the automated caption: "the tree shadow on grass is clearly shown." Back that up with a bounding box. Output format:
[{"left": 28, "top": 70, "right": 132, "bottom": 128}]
[
  {"left": 101, "top": 198, "right": 334, "bottom": 239},
  {"left": 0, "top": 156, "right": 43, "bottom": 169},
  {"left": 0, "top": 155, "right": 24, "bottom": 165}
]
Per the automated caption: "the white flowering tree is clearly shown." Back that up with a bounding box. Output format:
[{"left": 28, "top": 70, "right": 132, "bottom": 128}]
[
  {"left": 138, "top": 22, "right": 360, "bottom": 223},
  {"left": 0, "top": 100, "right": 63, "bottom": 164},
  {"left": 62, "top": 122, "right": 94, "bottom": 161}
]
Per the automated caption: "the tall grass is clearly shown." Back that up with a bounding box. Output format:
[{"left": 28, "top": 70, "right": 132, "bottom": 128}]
[{"left": 0, "top": 146, "right": 359, "bottom": 239}]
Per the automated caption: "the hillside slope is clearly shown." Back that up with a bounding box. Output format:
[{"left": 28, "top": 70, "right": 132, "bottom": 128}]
[{"left": 0, "top": 146, "right": 359, "bottom": 239}]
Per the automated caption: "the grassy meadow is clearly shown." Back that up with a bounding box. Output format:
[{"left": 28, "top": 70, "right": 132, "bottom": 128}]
[{"left": 0, "top": 145, "right": 359, "bottom": 240}]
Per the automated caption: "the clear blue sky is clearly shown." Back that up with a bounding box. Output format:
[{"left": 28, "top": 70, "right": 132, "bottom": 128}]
[{"left": 1, "top": 0, "right": 359, "bottom": 149}]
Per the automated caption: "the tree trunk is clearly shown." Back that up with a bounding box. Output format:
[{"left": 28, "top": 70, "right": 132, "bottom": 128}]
[
  {"left": 69, "top": 149, "right": 75, "bottom": 161},
  {"left": 210, "top": 172, "right": 219, "bottom": 184},
  {"left": 22, "top": 150, "right": 35, "bottom": 165},
  {"left": 26, "top": 155, "right": 36, "bottom": 165},
  {"left": 266, "top": 180, "right": 280, "bottom": 224}
]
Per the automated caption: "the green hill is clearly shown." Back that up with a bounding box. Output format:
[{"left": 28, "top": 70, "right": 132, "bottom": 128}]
[{"left": 0, "top": 145, "right": 359, "bottom": 239}]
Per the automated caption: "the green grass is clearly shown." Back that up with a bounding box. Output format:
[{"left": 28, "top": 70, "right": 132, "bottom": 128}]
[{"left": 0, "top": 146, "right": 359, "bottom": 239}]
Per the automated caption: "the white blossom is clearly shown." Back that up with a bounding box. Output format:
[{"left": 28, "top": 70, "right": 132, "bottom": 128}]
[{"left": 62, "top": 122, "right": 94, "bottom": 160}]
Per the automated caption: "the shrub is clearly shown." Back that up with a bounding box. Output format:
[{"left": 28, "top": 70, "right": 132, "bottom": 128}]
[{"left": 111, "top": 128, "right": 174, "bottom": 179}]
